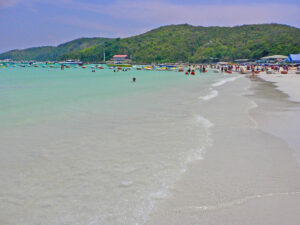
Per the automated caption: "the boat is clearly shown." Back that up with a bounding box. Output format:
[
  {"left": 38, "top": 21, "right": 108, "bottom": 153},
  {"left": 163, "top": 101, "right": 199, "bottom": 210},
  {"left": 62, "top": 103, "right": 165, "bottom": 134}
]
[
  {"left": 144, "top": 66, "right": 153, "bottom": 70},
  {"left": 60, "top": 60, "right": 83, "bottom": 66}
]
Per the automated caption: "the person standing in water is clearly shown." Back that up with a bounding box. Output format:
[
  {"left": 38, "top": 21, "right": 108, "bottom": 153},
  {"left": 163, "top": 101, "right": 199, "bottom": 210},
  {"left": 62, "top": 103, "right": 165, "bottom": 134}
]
[{"left": 132, "top": 77, "right": 136, "bottom": 82}]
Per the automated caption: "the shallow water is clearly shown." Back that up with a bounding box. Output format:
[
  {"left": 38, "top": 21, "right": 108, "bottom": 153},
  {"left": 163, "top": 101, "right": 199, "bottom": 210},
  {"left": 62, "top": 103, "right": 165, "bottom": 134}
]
[{"left": 0, "top": 66, "right": 235, "bottom": 225}]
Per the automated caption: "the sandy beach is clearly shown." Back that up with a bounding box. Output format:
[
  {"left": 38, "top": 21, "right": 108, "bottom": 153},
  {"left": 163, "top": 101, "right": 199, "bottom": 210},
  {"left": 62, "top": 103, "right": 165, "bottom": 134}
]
[
  {"left": 257, "top": 73, "right": 300, "bottom": 159},
  {"left": 260, "top": 72, "right": 300, "bottom": 102},
  {"left": 147, "top": 75, "right": 300, "bottom": 225}
]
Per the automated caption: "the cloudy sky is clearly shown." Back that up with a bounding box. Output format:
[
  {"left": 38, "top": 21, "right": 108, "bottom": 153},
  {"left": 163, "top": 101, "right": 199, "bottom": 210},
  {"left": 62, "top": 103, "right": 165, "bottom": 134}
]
[{"left": 0, "top": 0, "right": 299, "bottom": 53}]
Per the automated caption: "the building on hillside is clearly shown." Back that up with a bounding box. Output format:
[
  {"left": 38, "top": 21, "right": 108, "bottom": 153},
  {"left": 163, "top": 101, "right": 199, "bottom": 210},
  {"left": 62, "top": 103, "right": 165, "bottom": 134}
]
[
  {"left": 106, "top": 54, "right": 132, "bottom": 67},
  {"left": 112, "top": 55, "right": 130, "bottom": 61}
]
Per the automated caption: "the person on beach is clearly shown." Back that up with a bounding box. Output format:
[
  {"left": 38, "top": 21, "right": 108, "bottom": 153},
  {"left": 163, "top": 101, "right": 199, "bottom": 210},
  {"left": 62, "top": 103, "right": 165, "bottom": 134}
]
[{"left": 251, "top": 66, "right": 255, "bottom": 78}]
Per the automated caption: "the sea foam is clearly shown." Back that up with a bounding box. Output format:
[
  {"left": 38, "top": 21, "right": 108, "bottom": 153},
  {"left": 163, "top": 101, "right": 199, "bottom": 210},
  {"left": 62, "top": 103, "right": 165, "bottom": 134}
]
[
  {"left": 196, "top": 115, "right": 214, "bottom": 128},
  {"left": 212, "top": 76, "right": 239, "bottom": 87},
  {"left": 200, "top": 89, "right": 219, "bottom": 101}
]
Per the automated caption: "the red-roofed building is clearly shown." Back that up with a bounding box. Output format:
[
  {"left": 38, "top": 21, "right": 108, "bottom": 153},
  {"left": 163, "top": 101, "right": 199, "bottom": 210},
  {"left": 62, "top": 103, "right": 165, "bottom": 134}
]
[{"left": 113, "top": 55, "right": 129, "bottom": 61}]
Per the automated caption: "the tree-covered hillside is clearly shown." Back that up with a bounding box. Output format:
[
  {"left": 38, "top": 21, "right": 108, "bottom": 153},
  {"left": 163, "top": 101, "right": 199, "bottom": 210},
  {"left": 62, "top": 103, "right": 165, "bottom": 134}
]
[
  {"left": 60, "top": 24, "right": 300, "bottom": 63},
  {"left": 0, "top": 37, "right": 111, "bottom": 61},
  {"left": 1, "top": 24, "right": 299, "bottom": 63}
]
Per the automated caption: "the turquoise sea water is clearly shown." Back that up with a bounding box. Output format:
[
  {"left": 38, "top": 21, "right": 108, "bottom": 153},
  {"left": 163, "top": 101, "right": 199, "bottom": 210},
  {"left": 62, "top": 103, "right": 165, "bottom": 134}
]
[
  {"left": 0, "top": 67, "right": 178, "bottom": 125},
  {"left": 1, "top": 66, "right": 208, "bottom": 127},
  {"left": 0, "top": 66, "right": 231, "bottom": 225}
]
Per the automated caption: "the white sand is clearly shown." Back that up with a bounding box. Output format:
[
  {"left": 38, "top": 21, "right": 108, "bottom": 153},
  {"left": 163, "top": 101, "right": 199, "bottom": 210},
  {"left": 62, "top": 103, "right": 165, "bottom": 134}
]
[
  {"left": 146, "top": 76, "right": 300, "bottom": 225},
  {"left": 259, "top": 72, "right": 300, "bottom": 102}
]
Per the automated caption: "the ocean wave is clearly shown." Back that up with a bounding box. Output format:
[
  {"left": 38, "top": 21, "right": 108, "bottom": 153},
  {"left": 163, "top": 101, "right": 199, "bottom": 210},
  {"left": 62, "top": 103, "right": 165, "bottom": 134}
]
[
  {"left": 185, "top": 148, "right": 205, "bottom": 164},
  {"left": 180, "top": 116, "right": 215, "bottom": 169},
  {"left": 212, "top": 76, "right": 239, "bottom": 87},
  {"left": 200, "top": 89, "right": 219, "bottom": 101},
  {"left": 196, "top": 115, "right": 214, "bottom": 128},
  {"left": 185, "top": 191, "right": 300, "bottom": 211}
]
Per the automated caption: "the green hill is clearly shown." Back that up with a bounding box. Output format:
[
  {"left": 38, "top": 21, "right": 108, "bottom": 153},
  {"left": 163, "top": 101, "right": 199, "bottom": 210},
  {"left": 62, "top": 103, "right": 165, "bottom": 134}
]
[
  {"left": 60, "top": 24, "right": 300, "bottom": 63},
  {"left": 0, "top": 37, "right": 111, "bottom": 61},
  {"left": 1, "top": 24, "right": 300, "bottom": 63}
]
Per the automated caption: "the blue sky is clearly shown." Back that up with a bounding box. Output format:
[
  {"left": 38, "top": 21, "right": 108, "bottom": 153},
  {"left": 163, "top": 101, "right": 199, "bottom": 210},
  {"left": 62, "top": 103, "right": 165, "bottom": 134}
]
[{"left": 0, "top": 0, "right": 299, "bottom": 53}]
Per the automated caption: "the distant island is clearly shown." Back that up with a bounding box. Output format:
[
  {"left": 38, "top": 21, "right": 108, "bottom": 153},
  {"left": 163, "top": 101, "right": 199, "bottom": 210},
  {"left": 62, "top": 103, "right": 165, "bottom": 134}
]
[{"left": 1, "top": 24, "right": 299, "bottom": 63}]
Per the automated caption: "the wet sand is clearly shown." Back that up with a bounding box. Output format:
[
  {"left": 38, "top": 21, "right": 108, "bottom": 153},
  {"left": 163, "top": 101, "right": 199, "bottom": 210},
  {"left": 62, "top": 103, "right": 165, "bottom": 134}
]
[
  {"left": 147, "top": 76, "right": 300, "bottom": 225},
  {"left": 247, "top": 77, "right": 300, "bottom": 162},
  {"left": 259, "top": 72, "right": 300, "bottom": 102}
]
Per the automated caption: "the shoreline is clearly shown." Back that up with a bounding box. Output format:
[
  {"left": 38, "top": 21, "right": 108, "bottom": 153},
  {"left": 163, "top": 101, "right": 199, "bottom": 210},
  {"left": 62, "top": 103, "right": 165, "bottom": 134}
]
[
  {"left": 146, "top": 75, "right": 300, "bottom": 225},
  {"left": 254, "top": 74, "right": 300, "bottom": 161},
  {"left": 1, "top": 69, "right": 300, "bottom": 224},
  {"left": 259, "top": 72, "right": 300, "bottom": 102}
]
